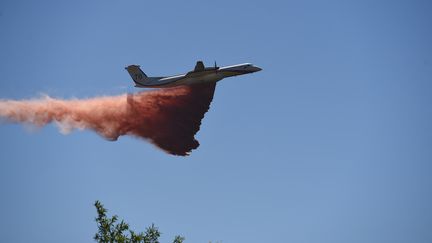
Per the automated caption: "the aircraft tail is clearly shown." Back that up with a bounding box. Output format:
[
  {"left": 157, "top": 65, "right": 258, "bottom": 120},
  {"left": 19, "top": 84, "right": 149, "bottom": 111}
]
[{"left": 125, "top": 65, "right": 149, "bottom": 85}]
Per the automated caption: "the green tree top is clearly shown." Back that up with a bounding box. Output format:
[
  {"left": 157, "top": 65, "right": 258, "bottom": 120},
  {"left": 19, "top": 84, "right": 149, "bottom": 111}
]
[{"left": 94, "top": 200, "right": 185, "bottom": 243}]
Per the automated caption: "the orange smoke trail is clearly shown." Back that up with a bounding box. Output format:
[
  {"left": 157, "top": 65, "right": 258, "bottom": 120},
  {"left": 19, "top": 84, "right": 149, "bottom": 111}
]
[{"left": 0, "top": 83, "right": 216, "bottom": 156}]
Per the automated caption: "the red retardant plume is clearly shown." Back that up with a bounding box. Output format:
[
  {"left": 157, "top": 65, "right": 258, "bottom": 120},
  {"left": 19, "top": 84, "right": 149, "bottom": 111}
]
[{"left": 0, "top": 83, "right": 216, "bottom": 156}]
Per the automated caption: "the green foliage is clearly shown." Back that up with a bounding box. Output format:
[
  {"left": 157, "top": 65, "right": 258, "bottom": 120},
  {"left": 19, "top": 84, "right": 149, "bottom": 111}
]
[
  {"left": 172, "top": 236, "right": 185, "bottom": 243},
  {"left": 94, "top": 201, "right": 184, "bottom": 243}
]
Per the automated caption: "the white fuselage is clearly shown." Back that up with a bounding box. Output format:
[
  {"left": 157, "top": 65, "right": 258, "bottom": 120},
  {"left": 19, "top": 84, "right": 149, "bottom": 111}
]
[{"left": 134, "top": 63, "right": 262, "bottom": 88}]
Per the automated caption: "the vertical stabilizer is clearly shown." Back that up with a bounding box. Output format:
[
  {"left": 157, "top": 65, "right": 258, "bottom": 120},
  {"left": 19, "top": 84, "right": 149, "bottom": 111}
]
[{"left": 125, "top": 65, "right": 148, "bottom": 84}]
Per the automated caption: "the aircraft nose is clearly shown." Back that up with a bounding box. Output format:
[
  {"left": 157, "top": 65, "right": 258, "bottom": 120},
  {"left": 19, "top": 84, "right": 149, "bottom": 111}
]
[{"left": 253, "top": 66, "right": 262, "bottom": 72}]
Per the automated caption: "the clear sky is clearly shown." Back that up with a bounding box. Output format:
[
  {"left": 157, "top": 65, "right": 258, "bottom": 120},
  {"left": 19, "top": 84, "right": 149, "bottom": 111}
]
[{"left": 1, "top": 0, "right": 432, "bottom": 242}]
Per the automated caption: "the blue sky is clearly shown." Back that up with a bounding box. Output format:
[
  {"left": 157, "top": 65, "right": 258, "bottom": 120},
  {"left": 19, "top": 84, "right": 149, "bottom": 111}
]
[{"left": 1, "top": 0, "right": 432, "bottom": 242}]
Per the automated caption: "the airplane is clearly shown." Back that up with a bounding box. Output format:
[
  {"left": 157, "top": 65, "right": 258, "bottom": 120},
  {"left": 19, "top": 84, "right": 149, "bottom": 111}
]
[{"left": 125, "top": 61, "right": 262, "bottom": 88}]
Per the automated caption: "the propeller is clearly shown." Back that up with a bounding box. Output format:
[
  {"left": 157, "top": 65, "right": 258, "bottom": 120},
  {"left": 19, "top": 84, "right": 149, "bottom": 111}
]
[{"left": 214, "top": 61, "right": 219, "bottom": 71}]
